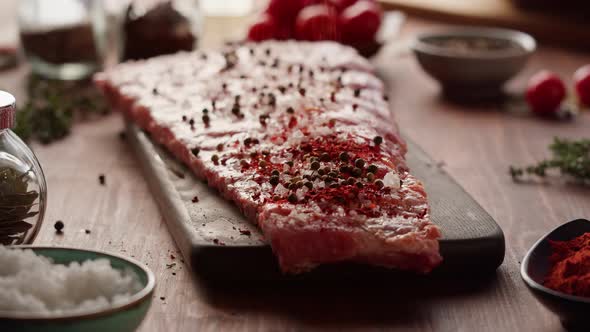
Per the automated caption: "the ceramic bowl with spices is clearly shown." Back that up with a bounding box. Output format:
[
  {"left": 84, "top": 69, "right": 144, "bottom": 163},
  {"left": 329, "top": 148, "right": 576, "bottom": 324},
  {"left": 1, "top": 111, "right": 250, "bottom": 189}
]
[
  {"left": 0, "top": 246, "right": 155, "bottom": 332},
  {"left": 412, "top": 27, "right": 536, "bottom": 101},
  {"left": 521, "top": 219, "right": 590, "bottom": 331}
]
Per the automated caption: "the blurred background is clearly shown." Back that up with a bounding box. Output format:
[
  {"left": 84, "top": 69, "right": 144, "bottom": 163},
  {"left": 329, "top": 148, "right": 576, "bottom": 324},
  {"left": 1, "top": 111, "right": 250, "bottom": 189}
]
[{"left": 0, "top": 0, "right": 588, "bottom": 144}]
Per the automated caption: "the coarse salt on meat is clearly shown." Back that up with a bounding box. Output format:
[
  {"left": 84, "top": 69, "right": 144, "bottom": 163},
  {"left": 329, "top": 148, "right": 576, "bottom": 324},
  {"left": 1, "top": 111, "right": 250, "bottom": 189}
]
[{"left": 95, "top": 40, "right": 442, "bottom": 274}]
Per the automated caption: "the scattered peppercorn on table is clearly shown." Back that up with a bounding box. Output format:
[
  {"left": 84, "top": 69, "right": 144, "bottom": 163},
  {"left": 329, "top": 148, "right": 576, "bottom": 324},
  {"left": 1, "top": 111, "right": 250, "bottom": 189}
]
[{"left": 1, "top": 2, "right": 590, "bottom": 330}]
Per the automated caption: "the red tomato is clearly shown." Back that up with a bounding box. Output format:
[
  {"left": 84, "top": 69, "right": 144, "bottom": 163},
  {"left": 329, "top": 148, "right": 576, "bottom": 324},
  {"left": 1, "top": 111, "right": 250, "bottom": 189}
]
[
  {"left": 574, "top": 64, "right": 590, "bottom": 107},
  {"left": 247, "top": 15, "right": 277, "bottom": 42},
  {"left": 526, "top": 70, "right": 567, "bottom": 115},
  {"left": 267, "top": 0, "right": 305, "bottom": 21},
  {"left": 275, "top": 23, "right": 294, "bottom": 40},
  {"left": 340, "top": 0, "right": 382, "bottom": 43},
  {"left": 295, "top": 4, "right": 340, "bottom": 41},
  {"left": 328, "top": 0, "right": 359, "bottom": 12}
]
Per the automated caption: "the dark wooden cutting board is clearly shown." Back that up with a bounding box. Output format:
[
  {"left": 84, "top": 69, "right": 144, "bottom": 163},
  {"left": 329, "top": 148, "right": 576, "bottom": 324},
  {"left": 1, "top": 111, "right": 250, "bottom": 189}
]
[{"left": 126, "top": 122, "right": 504, "bottom": 281}]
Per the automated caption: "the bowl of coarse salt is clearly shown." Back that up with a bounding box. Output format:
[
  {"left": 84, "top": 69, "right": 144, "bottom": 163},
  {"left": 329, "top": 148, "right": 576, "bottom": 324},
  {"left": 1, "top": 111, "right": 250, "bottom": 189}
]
[{"left": 0, "top": 246, "right": 155, "bottom": 332}]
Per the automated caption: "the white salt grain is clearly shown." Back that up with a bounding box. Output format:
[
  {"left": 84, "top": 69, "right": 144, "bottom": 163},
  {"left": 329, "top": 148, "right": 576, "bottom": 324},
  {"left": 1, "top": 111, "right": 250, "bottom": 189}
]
[{"left": 0, "top": 246, "right": 142, "bottom": 315}]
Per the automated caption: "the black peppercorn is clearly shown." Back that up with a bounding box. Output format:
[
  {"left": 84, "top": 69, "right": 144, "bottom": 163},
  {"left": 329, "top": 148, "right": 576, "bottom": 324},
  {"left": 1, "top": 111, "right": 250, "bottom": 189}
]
[
  {"left": 320, "top": 152, "right": 330, "bottom": 162},
  {"left": 373, "top": 136, "right": 383, "bottom": 145},
  {"left": 288, "top": 193, "right": 298, "bottom": 203},
  {"left": 191, "top": 147, "right": 200, "bottom": 156},
  {"left": 352, "top": 167, "right": 362, "bottom": 177},
  {"left": 269, "top": 176, "right": 279, "bottom": 186},
  {"left": 355, "top": 158, "right": 365, "bottom": 169},
  {"left": 368, "top": 164, "right": 378, "bottom": 174},
  {"left": 339, "top": 152, "right": 349, "bottom": 162},
  {"left": 271, "top": 169, "right": 280, "bottom": 177},
  {"left": 310, "top": 161, "right": 321, "bottom": 170},
  {"left": 54, "top": 220, "right": 64, "bottom": 233},
  {"left": 211, "top": 154, "right": 219, "bottom": 164},
  {"left": 375, "top": 180, "right": 384, "bottom": 189}
]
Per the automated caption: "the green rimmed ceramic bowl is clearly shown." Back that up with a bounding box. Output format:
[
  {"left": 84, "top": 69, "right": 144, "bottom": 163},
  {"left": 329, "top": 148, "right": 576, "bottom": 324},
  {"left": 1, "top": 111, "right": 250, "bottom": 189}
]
[{"left": 0, "top": 246, "right": 156, "bottom": 332}]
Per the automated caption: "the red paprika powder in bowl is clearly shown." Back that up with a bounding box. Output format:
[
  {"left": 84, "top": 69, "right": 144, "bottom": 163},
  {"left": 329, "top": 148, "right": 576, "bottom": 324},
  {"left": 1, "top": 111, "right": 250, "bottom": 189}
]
[
  {"left": 521, "top": 219, "right": 590, "bottom": 331},
  {"left": 544, "top": 233, "right": 590, "bottom": 297}
]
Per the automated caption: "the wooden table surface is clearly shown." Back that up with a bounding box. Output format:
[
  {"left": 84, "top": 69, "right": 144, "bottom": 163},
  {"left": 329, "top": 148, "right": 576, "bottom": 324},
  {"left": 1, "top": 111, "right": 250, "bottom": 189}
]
[{"left": 1, "top": 3, "right": 590, "bottom": 331}]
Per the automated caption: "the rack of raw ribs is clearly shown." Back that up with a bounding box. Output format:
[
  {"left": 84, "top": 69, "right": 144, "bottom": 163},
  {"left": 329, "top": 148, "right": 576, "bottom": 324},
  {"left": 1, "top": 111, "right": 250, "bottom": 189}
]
[{"left": 95, "top": 40, "right": 442, "bottom": 274}]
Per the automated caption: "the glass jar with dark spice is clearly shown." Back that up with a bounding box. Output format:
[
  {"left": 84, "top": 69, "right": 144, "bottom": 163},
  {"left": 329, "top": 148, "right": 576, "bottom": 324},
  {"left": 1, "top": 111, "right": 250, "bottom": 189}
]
[
  {"left": 0, "top": 91, "right": 47, "bottom": 245},
  {"left": 122, "top": 0, "right": 201, "bottom": 61},
  {"left": 18, "top": 0, "right": 108, "bottom": 80}
]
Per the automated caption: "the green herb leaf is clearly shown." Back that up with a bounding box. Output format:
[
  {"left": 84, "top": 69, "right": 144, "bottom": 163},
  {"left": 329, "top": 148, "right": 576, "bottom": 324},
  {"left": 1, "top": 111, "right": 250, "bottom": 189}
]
[
  {"left": 509, "top": 138, "right": 590, "bottom": 184},
  {"left": 14, "top": 75, "right": 109, "bottom": 144}
]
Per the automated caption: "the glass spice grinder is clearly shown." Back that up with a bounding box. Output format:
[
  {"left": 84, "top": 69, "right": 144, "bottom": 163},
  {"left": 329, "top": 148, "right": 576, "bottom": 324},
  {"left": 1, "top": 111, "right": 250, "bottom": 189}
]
[{"left": 0, "top": 91, "right": 46, "bottom": 245}]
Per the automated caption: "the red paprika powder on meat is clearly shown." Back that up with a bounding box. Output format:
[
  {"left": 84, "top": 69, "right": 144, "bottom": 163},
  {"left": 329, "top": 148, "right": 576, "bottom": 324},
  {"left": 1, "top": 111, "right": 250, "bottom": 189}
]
[{"left": 544, "top": 232, "right": 590, "bottom": 297}]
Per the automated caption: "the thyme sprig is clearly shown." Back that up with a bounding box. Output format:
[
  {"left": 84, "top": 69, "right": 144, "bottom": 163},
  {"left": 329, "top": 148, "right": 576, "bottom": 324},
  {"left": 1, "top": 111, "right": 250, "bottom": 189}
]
[
  {"left": 510, "top": 138, "right": 590, "bottom": 184},
  {"left": 13, "top": 75, "right": 109, "bottom": 144}
]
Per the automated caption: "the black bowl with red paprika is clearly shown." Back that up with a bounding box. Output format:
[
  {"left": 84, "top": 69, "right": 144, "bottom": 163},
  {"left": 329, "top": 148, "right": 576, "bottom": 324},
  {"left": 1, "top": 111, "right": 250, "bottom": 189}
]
[{"left": 521, "top": 219, "right": 590, "bottom": 331}]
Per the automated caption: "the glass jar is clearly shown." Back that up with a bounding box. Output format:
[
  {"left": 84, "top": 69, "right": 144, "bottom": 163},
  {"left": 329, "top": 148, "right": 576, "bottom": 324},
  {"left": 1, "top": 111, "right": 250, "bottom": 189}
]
[
  {"left": 18, "top": 0, "right": 107, "bottom": 80},
  {"left": 122, "top": 0, "right": 201, "bottom": 60},
  {"left": 0, "top": 91, "right": 47, "bottom": 245}
]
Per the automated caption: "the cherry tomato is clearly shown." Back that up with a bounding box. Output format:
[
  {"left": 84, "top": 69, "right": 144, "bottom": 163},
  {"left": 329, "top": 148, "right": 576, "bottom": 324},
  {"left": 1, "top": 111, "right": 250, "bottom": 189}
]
[
  {"left": 275, "top": 23, "right": 294, "bottom": 40},
  {"left": 328, "top": 0, "right": 359, "bottom": 12},
  {"left": 247, "top": 14, "right": 277, "bottom": 42},
  {"left": 267, "top": 0, "right": 305, "bottom": 22},
  {"left": 295, "top": 4, "right": 340, "bottom": 41},
  {"left": 340, "top": 0, "right": 382, "bottom": 43},
  {"left": 574, "top": 64, "right": 590, "bottom": 107},
  {"left": 526, "top": 70, "right": 566, "bottom": 115}
]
